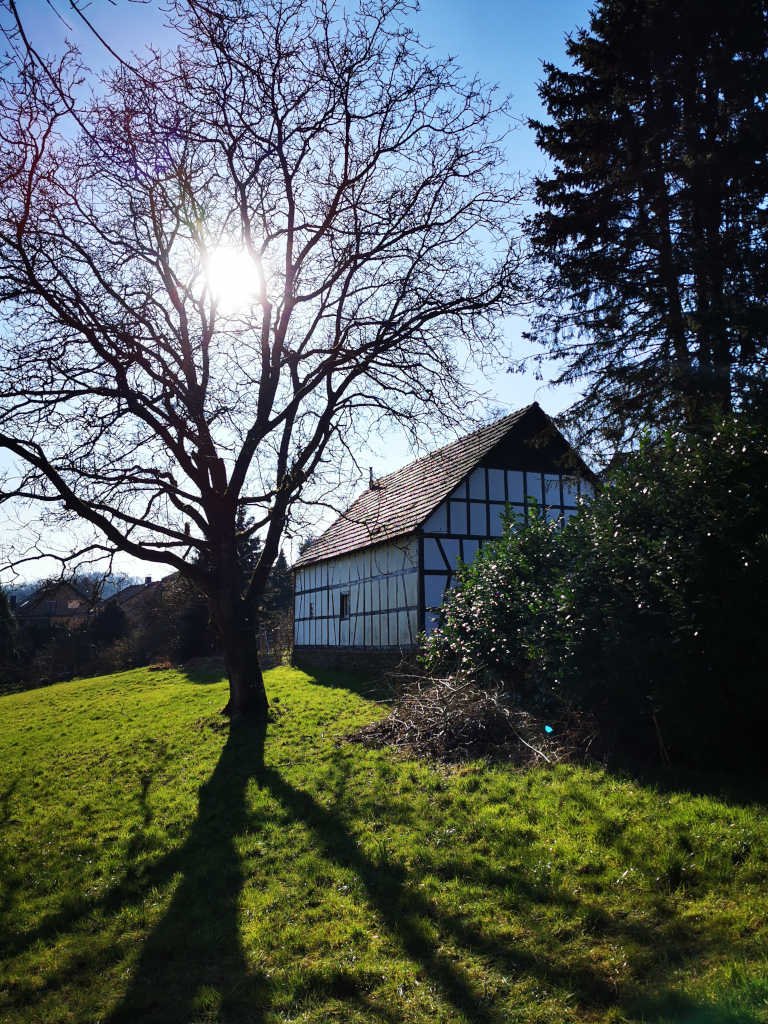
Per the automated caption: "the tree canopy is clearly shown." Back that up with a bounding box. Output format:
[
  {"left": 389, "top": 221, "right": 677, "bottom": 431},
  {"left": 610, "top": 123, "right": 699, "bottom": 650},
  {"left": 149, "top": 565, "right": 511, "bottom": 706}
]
[
  {"left": 0, "top": 0, "right": 523, "bottom": 718},
  {"left": 525, "top": 0, "right": 768, "bottom": 454}
]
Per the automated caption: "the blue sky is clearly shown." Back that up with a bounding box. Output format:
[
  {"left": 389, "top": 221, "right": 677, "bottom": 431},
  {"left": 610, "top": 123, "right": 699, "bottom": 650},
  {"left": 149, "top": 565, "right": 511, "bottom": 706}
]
[
  {"left": 21, "top": 0, "right": 594, "bottom": 433},
  {"left": 4, "top": 0, "right": 595, "bottom": 578},
  {"left": 26, "top": 0, "right": 594, "bottom": 178},
  {"left": 51, "top": 0, "right": 595, "bottom": 411}
]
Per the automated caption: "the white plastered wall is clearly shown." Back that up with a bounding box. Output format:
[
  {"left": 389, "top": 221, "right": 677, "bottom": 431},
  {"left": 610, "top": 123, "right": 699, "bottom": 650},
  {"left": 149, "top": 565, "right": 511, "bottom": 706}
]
[{"left": 294, "top": 536, "right": 419, "bottom": 649}]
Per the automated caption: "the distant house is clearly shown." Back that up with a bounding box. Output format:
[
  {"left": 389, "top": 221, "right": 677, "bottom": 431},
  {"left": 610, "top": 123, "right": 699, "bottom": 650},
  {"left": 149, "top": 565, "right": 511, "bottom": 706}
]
[
  {"left": 15, "top": 581, "right": 91, "bottom": 630},
  {"left": 292, "top": 403, "right": 596, "bottom": 670},
  {"left": 102, "top": 577, "right": 168, "bottom": 625}
]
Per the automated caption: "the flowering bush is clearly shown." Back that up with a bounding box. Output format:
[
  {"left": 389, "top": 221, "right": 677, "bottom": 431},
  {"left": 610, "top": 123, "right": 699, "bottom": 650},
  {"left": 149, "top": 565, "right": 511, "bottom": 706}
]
[
  {"left": 422, "top": 507, "right": 569, "bottom": 707},
  {"left": 422, "top": 414, "right": 768, "bottom": 768}
]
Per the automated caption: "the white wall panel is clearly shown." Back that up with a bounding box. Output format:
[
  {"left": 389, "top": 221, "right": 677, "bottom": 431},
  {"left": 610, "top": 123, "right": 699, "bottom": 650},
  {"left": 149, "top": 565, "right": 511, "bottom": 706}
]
[
  {"left": 449, "top": 501, "right": 467, "bottom": 534},
  {"left": 407, "top": 609, "right": 418, "bottom": 643},
  {"left": 294, "top": 537, "right": 419, "bottom": 649},
  {"left": 441, "top": 538, "right": 459, "bottom": 569},
  {"left": 397, "top": 611, "right": 409, "bottom": 645},
  {"left": 490, "top": 503, "right": 505, "bottom": 536},
  {"left": 488, "top": 468, "right": 505, "bottom": 500},
  {"left": 469, "top": 467, "right": 486, "bottom": 499},
  {"left": 562, "top": 476, "right": 579, "bottom": 505},
  {"left": 507, "top": 470, "right": 525, "bottom": 502},
  {"left": 526, "top": 472, "right": 543, "bottom": 503},
  {"left": 424, "top": 538, "right": 443, "bottom": 570},
  {"left": 544, "top": 474, "right": 560, "bottom": 506},
  {"left": 388, "top": 611, "right": 399, "bottom": 645},
  {"left": 425, "top": 574, "right": 446, "bottom": 608},
  {"left": 423, "top": 503, "right": 447, "bottom": 532},
  {"left": 470, "top": 503, "right": 486, "bottom": 534},
  {"left": 463, "top": 538, "right": 480, "bottom": 563}
]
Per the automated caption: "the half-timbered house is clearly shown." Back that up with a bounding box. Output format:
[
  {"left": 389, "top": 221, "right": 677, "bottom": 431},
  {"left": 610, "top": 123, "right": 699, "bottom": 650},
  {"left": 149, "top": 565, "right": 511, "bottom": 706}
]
[{"left": 292, "top": 403, "right": 595, "bottom": 670}]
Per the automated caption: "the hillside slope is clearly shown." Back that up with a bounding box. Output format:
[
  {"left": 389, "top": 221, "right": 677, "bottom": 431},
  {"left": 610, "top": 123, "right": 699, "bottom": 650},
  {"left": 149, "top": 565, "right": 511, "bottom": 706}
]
[{"left": 1, "top": 666, "right": 767, "bottom": 1023}]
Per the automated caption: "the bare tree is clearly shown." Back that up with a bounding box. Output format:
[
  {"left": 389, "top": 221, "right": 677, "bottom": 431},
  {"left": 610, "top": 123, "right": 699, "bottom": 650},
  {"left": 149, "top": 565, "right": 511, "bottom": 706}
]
[{"left": 0, "top": 0, "right": 523, "bottom": 720}]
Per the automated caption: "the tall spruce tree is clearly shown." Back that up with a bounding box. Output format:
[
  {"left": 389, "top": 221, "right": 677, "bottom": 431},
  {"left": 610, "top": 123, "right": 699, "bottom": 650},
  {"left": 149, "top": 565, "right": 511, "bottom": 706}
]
[{"left": 526, "top": 0, "right": 768, "bottom": 453}]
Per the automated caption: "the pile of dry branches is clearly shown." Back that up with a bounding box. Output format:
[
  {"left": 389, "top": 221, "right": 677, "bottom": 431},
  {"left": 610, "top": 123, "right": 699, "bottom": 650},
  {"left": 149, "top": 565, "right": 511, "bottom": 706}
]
[{"left": 350, "top": 674, "right": 595, "bottom": 764}]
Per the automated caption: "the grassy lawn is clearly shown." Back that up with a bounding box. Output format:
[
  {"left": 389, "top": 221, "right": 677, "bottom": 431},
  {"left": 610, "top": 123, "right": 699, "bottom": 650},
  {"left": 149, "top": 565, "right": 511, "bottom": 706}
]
[{"left": 1, "top": 665, "right": 767, "bottom": 1024}]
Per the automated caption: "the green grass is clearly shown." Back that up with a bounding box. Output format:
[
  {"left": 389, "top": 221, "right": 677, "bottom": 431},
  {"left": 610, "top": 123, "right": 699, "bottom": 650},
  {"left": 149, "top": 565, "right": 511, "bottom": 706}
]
[{"left": 1, "top": 665, "right": 767, "bottom": 1024}]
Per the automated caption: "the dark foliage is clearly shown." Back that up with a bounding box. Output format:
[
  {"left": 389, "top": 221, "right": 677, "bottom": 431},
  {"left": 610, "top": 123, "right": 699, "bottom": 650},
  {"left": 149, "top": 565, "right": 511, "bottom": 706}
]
[
  {"left": 262, "top": 551, "right": 292, "bottom": 617},
  {"left": 160, "top": 576, "right": 216, "bottom": 664},
  {"left": 424, "top": 413, "right": 768, "bottom": 769},
  {"left": 525, "top": 0, "right": 768, "bottom": 454},
  {"left": 4, "top": 548, "right": 292, "bottom": 690},
  {"left": 88, "top": 600, "right": 129, "bottom": 648},
  {"left": 0, "top": 588, "right": 18, "bottom": 662},
  {"left": 0, "top": 588, "right": 19, "bottom": 687}
]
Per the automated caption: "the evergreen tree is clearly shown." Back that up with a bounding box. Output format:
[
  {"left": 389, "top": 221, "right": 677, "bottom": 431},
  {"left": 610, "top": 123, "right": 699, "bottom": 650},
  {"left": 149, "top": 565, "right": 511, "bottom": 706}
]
[
  {"left": 526, "top": 0, "right": 768, "bottom": 453},
  {"left": 263, "top": 551, "right": 292, "bottom": 616},
  {"left": 0, "top": 588, "right": 18, "bottom": 664}
]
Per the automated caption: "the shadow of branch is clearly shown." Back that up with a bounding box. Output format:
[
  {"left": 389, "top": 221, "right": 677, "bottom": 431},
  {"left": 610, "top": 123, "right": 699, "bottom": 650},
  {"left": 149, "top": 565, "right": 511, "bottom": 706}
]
[{"left": 105, "top": 721, "right": 273, "bottom": 1024}]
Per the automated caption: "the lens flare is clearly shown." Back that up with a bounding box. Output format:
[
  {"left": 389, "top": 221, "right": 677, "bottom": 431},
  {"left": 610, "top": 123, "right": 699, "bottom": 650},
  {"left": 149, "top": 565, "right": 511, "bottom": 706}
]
[{"left": 205, "top": 246, "right": 260, "bottom": 313}]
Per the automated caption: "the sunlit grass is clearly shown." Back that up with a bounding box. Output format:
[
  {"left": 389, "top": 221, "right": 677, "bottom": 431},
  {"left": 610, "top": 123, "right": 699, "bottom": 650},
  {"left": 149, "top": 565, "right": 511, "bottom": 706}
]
[{"left": 1, "top": 665, "right": 767, "bottom": 1023}]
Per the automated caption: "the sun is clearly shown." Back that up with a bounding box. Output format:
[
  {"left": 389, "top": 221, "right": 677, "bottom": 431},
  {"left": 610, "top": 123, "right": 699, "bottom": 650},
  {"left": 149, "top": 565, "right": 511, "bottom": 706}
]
[{"left": 205, "top": 245, "right": 261, "bottom": 314}]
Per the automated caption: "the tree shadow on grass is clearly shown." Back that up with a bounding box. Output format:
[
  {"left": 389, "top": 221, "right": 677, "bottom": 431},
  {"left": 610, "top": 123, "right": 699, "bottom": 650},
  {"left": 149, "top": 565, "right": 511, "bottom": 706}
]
[
  {"left": 0, "top": 776, "right": 22, "bottom": 920},
  {"left": 257, "top": 763, "right": 620, "bottom": 1021},
  {"left": 297, "top": 666, "right": 396, "bottom": 702},
  {"left": 257, "top": 746, "right": 761, "bottom": 1024},
  {"left": 175, "top": 657, "right": 227, "bottom": 685},
  {"left": 5, "top": 715, "right": 759, "bottom": 1024},
  {"left": 617, "top": 759, "right": 768, "bottom": 809},
  {"left": 104, "top": 722, "right": 273, "bottom": 1024}
]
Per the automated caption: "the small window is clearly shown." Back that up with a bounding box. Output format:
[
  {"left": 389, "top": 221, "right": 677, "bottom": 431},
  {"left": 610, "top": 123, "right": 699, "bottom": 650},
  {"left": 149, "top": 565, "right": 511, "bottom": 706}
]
[{"left": 339, "top": 593, "right": 349, "bottom": 620}]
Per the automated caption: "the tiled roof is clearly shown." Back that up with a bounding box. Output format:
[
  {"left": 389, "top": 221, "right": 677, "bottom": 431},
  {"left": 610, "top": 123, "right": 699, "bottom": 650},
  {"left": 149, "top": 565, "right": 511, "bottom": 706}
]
[
  {"left": 294, "top": 404, "right": 537, "bottom": 568},
  {"left": 108, "top": 581, "right": 163, "bottom": 606},
  {"left": 17, "top": 582, "right": 90, "bottom": 620}
]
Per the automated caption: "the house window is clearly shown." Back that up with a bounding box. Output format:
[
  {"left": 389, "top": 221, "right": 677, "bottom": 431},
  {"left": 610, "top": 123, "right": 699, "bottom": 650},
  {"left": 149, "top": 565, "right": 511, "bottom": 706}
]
[{"left": 339, "top": 593, "right": 349, "bottom": 620}]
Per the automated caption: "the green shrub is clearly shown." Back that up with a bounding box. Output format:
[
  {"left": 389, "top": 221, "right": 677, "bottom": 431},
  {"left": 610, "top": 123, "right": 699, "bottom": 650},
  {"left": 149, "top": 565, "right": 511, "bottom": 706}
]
[
  {"left": 422, "top": 507, "right": 569, "bottom": 707},
  {"left": 423, "top": 414, "right": 768, "bottom": 768}
]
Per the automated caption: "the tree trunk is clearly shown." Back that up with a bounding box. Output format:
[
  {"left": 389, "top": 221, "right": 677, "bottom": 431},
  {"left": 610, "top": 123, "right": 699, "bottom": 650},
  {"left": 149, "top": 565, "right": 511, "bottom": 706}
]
[
  {"left": 211, "top": 585, "right": 270, "bottom": 724},
  {"left": 222, "top": 627, "right": 269, "bottom": 722}
]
